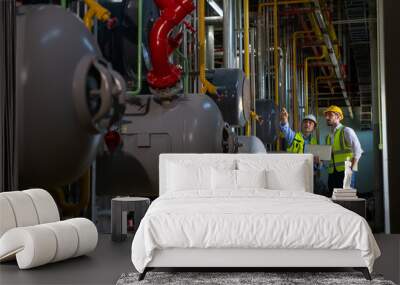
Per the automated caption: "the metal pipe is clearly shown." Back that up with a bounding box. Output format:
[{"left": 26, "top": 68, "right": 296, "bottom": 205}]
[
  {"left": 175, "top": 49, "right": 189, "bottom": 94},
  {"left": 257, "top": 9, "right": 265, "bottom": 99},
  {"left": 304, "top": 10, "right": 337, "bottom": 115},
  {"left": 292, "top": 31, "right": 312, "bottom": 130},
  {"left": 304, "top": 48, "right": 327, "bottom": 114},
  {"left": 315, "top": 69, "right": 334, "bottom": 139},
  {"left": 250, "top": 28, "right": 257, "bottom": 135},
  {"left": 83, "top": 0, "right": 111, "bottom": 31},
  {"left": 126, "top": 0, "right": 143, "bottom": 96},
  {"left": 310, "top": 68, "right": 315, "bottom": 113},
  {"left": 300, "top": 51, "right": 304, "bottom": 118},
  {"left": 377, "top": 0, "right": 390, "bottom": 233},
  {"left": 147, "top": 0, "right": 194, "bottom": 89},
  {"left": 244, "top": 0, "right": 251, "bottom": 136},
  {"left": 199, "top": 0, "right": 217, "bottom": 94},
  {"left": 244, "top": 0, "right": 250, "bottom": 78},
  {"left": 193, "top": 3, "right": 198, "bottom": 93},
  {"left": 223, "top": 0, "right": 236, "bottom": 68},
  {"left": 266, "top": 8, "right": 271, "bottom": 100},
  {"left": 183, "top": 20, "right": 189, "bottom": 94},
  {"left": 236, "top": 0, "right": 243, "bottom": 69},
  {"left": 280, "top": 25, "right": 286, "bottom": 109},
  {"left": 257, "top": 0, "right": 312, "bottom": 106},
  {"left": 273, "top": 0, "right": 280, "bottom": 149},
  {"left": 206, "top": 25, "right": 215, "bottom": 69},
  {"left": 297, "top": 5, "right": 334, "bottom": 96},
  {"left": 205, "top": 16, "right": 223, "bottom": 23},
  {"left": 273, "top": 0, "right": 279, "bottom": 107},
  {"left": 311, "top": 0, "right": 353, "bottom": 118}
]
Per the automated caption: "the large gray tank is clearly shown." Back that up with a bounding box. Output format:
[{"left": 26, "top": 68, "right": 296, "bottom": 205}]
[
  {"left": 237, "top": 136, "right": 267, "bottom": 153},
  {"left": 207, "top": 68, "right": 251, "bottom": 127},
  {"left": 16, "top": 5, "right": 125, "bottom": 188},
  {"left": 96, "top": 94, "right": 226, "bottom": 197}
]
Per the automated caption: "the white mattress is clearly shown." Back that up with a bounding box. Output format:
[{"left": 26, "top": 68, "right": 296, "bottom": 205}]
[{"left": 131, "top": 190, "right": 380, "bottom": 273}]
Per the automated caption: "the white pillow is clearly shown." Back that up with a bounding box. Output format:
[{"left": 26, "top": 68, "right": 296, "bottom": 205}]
[
  {"left": 167, "top": 162, "right": 211, "bottom": 191},
  {"left": 211, "top": 168, "right": 237, "bottom": 190},
  {"left": 237, "top": 158, "right": 309, "bottom": 192},
  {"left": 236, "top": 169, "right": 267, "bottom": 189},
  {"left": 266, "top": 167, "right": 307, "bottom": 191}
]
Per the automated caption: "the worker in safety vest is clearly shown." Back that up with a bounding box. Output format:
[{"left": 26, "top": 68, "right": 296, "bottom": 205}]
[
  {"left": 279, "top": 107, "right": 318, "bottom": 154},
  {"left": 324, "top": 105, "right": 363, "bottom": 194},
  {"left": 280, "top": 108, "right": 330, "bottom": 196}
]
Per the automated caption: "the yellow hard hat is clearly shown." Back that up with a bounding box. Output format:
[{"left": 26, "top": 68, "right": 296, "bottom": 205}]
[{"left": 324, "top": 105, "right": 344, "bottom": 120}]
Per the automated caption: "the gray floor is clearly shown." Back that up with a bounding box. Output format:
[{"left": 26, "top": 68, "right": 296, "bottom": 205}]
[
  {"left": 0, "top": 234, "right": 399, "bottom": 285},
  {"left": 0, "top": 234, "right": 134, "bottom": 285},
  {"left": 374, "top": 234, "right": 400, "bottom": 284}
]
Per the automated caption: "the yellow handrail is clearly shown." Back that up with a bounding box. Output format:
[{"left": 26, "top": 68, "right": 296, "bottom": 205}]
[
  {"left": 258, "top": 0, "right": 311, "bottom": 14},
  {"left": 199, "top": 0, "right": 217, "bottom": 95}
]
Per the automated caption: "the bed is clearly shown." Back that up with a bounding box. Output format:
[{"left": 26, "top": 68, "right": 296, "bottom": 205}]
[{"left": 131, "top": 153, "right": 380, "bottom": 280}]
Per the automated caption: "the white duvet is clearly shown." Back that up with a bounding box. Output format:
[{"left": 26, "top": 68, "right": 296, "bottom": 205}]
[{"left": 131, "top": 190, "right": 380, "bottom": 273}]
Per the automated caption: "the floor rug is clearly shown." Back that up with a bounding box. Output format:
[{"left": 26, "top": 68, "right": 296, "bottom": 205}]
[{"left": 116, "top": 271, "right": 396, "bottom": 285}]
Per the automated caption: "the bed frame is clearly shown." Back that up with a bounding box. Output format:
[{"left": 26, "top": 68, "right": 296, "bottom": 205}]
[
  {"left": 139, "top": 248, "right": 371, "bottom": 280},
  {"left": 138, "top": 154, "right": 372, "bottom": 281}
]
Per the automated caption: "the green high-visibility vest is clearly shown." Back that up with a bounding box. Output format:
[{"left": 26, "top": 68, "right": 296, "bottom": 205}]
[
  {"left": 287, "top": 132, "right": 318, "bottom": 154},
  {"left": 325, "top": 125, "right": 353, "bottom": 173}
]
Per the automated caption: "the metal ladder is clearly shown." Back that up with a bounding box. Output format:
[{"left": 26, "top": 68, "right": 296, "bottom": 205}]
[{"left": 359, "top": 85, "right": 372, "bottom": 130}]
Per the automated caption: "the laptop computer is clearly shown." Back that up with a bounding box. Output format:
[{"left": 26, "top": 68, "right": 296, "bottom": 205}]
[{"left": 304, "top": 144, "right": 332, "bottom": 161}]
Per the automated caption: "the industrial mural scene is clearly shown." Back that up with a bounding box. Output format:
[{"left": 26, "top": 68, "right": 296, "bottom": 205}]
[{"left": 2, "top": 0, "right": 399, "bottom": 283}]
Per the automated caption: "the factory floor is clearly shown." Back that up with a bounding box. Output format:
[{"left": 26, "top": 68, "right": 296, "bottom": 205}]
[{"left": 0, "top": 234, "right": 399, "bottom": 285}]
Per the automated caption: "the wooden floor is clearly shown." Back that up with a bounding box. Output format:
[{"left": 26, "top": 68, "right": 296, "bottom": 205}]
[{"left": 0, "top": 234, "right": 399, "bottom": 285}]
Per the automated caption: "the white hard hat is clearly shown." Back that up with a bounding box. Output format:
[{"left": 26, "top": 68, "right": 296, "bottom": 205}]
[{"left": 303, "top": 114, "right": 317, "bottom": 125}]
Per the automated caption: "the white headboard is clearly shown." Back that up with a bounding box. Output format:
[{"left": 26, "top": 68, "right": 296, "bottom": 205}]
[{"left": 159, "top": 153, "right": 314, "bottom": 195}]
